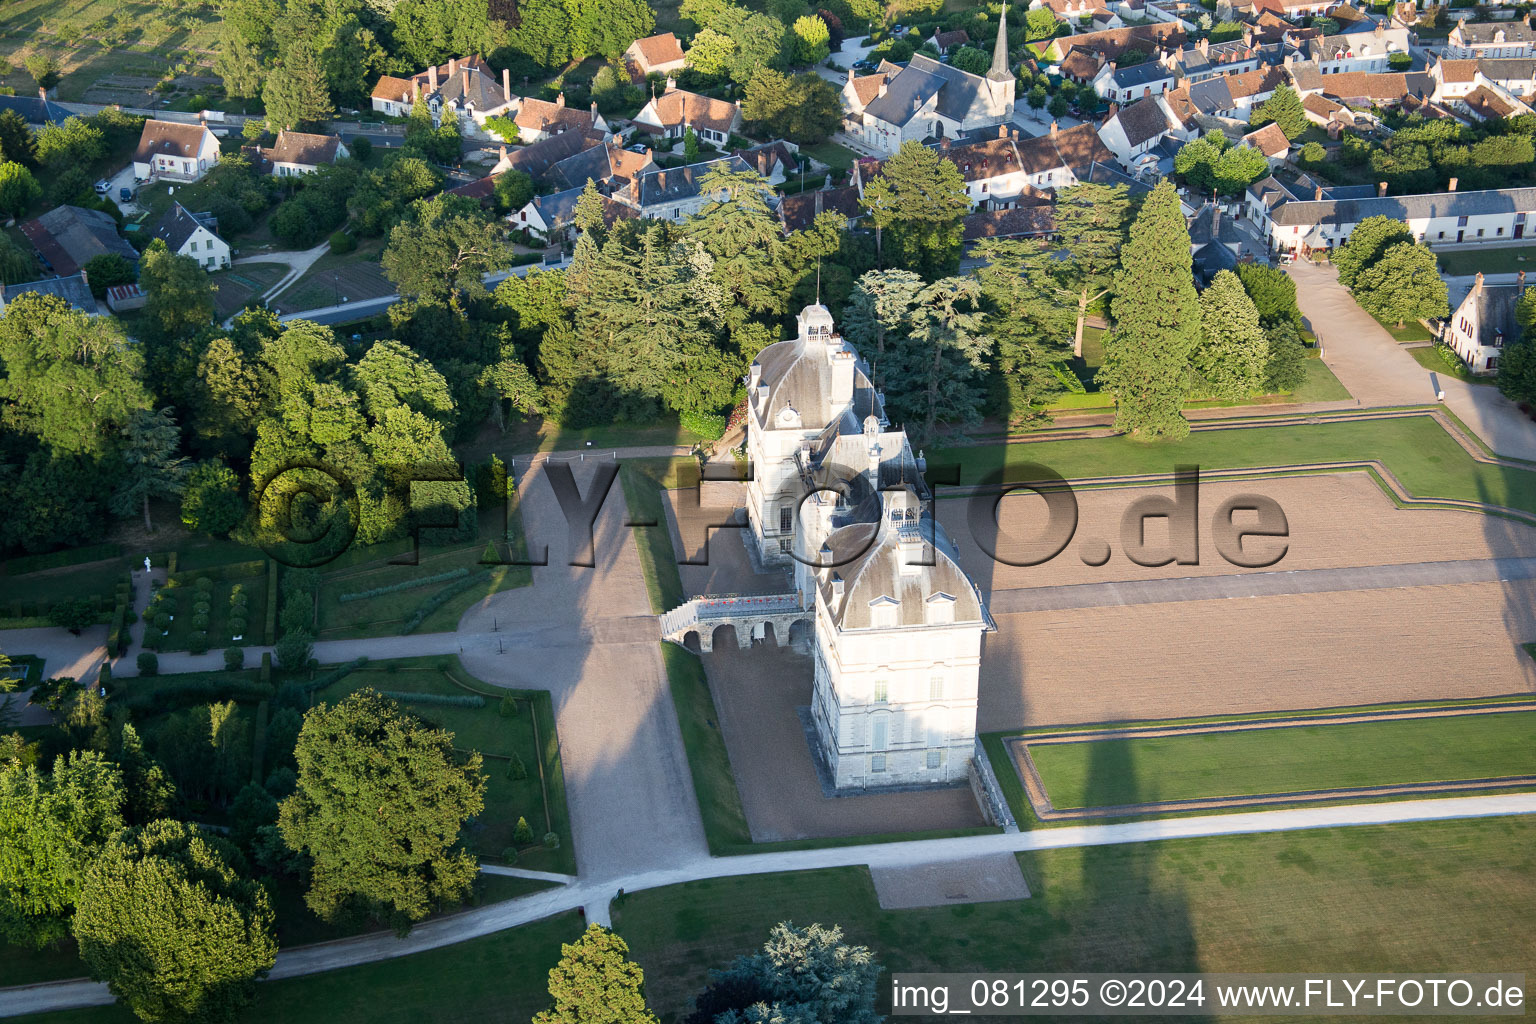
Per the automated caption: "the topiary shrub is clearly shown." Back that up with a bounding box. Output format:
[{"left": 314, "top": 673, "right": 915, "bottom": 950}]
[
  {"left": 328, "top": 230, "right": 356, "bottom": 254},
  {"left": 500, "top": 846, "right": 519, "bottom": 864},
  {"left": 191, "top": 613, "right": 210, "bottom": 630},
  {"left": 192, "top": 600, "right": 211, "bottom": 616},
  {"left": 224, "top": 646, "right": 244, "bottom": 670},
  {"left": 498, "top": 695, "right": 518, "bottom": 718},
  {"left": 508, "top": 753, "right": 528, "bottom": 780},
  {"left": 542, "top": 832, "right": 559, "bottom": 850},
  {"left": 513, "top": 816, "right": 534, "bottom": 845},
  {"left": 195, "top": 576, "right": 213, "bottom": 591},
  {"left": 137, "top": 652, "right": 159, "bottom": 676},
  {"left": 188, "top": 631, "right": 209, "bottom": 655},
  {"left": 153, "top": 612, "right": 171, "bottom": 631},
  {"left": 228, "top": 616, "right": 248, "bottom": 636}
]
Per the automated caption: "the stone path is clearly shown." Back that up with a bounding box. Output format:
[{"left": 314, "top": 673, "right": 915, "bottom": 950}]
[
  {"left": 1288, "top": 260, "right": 1536, "bottom": 461},
  {"left": 1007, "top": 700, "right": 1536, "bottom": 821},
  {"left": 6, "top": 791, "right": 1535, "bottom": 1018}
]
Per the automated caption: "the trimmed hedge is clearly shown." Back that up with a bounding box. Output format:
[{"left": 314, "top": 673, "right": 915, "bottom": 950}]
[
  {"left": 380, "top": 691, "right": 486, "bottom": 708},
  {"left": 169, "top": 560, "right": 265, "bottom": 587},
  {"left": 297, "top": 656, "right": 369, "bottom": 696},
  {"left": 338, "top": 567, "right": 469, "bottom": 603},
  {"left": 120, "top": 676, "right": 275, "bottom": 712},
  {"left": 4, "top": 542, "right": 122, "bottom": 575},
  {"left": 398, "top": 571, "right": 492, "bottom": 634},
  {"left": 264, "top": 561, "right": 279, "bottom": 643}
]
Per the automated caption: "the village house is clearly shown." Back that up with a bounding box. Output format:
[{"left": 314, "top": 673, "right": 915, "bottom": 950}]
[
  {"left": 20, "top": 205, "right": 139, "bottom": 276},
  {"left": 146, "top": 203, "right": 231, "bottom": 272},
  {"left": 1443, "top": 271, "right": 1525, "bottom": 374},
  {"left": 1246, "top": 179, "right": 1536, "bottom": 254},
  {"left": 623, "top": 32, "right": 688, "bottom": 83},
  {"left": 513, "top": 186, "right": 634, "bottom": 242},
  {"left": 778, "top": 184, "right": 863, "bottom": 232},
  {"left": 842, "top": 8, "right": 1015, "bottom": 156},
  {"left": 1042, "top": 22, "right": 1186, "bottom": 62},
  {"left": 1091, "top": 58, "right": 1178, "bottom": 103},
  {"left": 734, "top": 141, "right": 801, "bottom": 186},
  {"left": 511, "top": 94, "right": 610, "bottom": 144},
  {"left": 962, "top": 201, "right": 1057, "bottom": 244},
  {"left": 262, "top": 130, "right": 349, "bottom": 177},
  {"left": 1029, "top": 0, "right": 1096, "bottom": 23},
  {"left": 1309, "top": 24, "right": 1411, "bottom": 74},
  {"left": 1245, "top": 0, "right": 1337, "bottom": 20},
  {"left": 1097, "top": 95, "right": 1181, "bottom": 166},
  {"left": 931, "top": 28, "right": 972, "bottom": 53},
  {"left": 370, "top": 57, "right": 516, "bottom": 129},
  {"left": 1445, "top": 20, "right": 1535, "bottom": 59},
  {"left": 132, "top": 120, "right": 220, "bottom": 182},
  {"left": 1240, "top": 121, "right": 1292, "bottom": 166},
  {"left": 1458, "top": 84, "right": 1534, "bottom": 120},
  {"left": 0, "top": 90, "right": 75, "bottom": 128},
  {"left": 632, "top": 85, "right": 741, "bottom": 146},
  {"left": 545, "top": 138, "right": 657, "bottom": 192},
  {"left": 1167, "top": 38, "right": 1263, "bottom": 82},
  {"left": 1433, "top": 56, "right": 1536, "bottom": 100}
]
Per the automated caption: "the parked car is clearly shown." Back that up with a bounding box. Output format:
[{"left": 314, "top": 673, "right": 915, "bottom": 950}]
[
  {"left": 119, "top": 186, "right": 134, "bottom": 201},
  {"left": 93, "top": 180, "right": 111, "bottom": 195}
]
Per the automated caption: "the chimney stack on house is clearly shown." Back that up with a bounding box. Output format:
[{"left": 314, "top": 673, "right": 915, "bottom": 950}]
[
  {"left": 1519, "top": 270, "right": 1527, "bottom": 291},
  {"left": 1475, "top": 270, "right": 1484, "bottom": 294},
  {"left": 556, "top": 92, "right": 566, "bottom": 107},
  {"left": 1108, "top": 101, "right": 1118, "bottom": 117},
  {"left": 1377, "top": 181, "right": 1388, "bottom": 196},
  {"left": 1315, "top": 186, "right": 1325, "bottom": 200},
  {"left": 1448, "top": 176, "right": 1458, "bottom": 191},
  {"left": 998, "top": 124, "right": 1008, "bottom": 137},
  {"left": 449, "top": 58, "right": 459, "bottom": 76},
  {"left": 503, "top": 68, "right": 511, "bottom": 98},
  {"left": 429, "top": 65, "right": 439, "bottom": 91}
]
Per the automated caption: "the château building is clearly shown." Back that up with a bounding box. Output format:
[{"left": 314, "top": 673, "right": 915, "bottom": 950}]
[{"left": 733, "top": 304, "right": 994, "bottom": 789}]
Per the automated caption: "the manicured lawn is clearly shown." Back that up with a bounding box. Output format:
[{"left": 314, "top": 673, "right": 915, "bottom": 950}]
[
  {"left": 1027, "top": 711, "right": 1536, "bottom": 809},
  {"left": 0, "top": 558, "right": 127, "bottom": 623},
  {"left": 932, "top": 414, "right": 1536, "bottom": 515},
  {"left": 618, "top": 457, "right": 697, "bottom": 614},
  {"left": 9, "top": 910, "right": 586, "bottom": 1024},
  {"left": 311, "top": 505, "right": 531, "bottom": 641},
  {"left": 798, "top": 140, "right": 860, "bottom": 173},
  {"left": 313, "top": 657, "right": 576, "bottom": 873},
  {"left": 147, "top": 566, "right": 267, "bottom": 652},
  {"left": 1287, "top": 355, "right": 1352, "bottom": 402},
  {"left": 1370, "top": 311, "right": 1434, "bottom": 343},
  {"left": 493, "top": 416, "right": 709, "bottom": 457},
  {"left": 1437, "top": 245, "right": 1536, "bottom": 277},
  {"left": 614, "top": 816, "right": 1536, "bottom": 1019},
  {"left": 1409, "top": 343, "right": 1497, "bottom": 385},
  {"left": 661, "top": 645, "right": 751, "bottom": 853}
]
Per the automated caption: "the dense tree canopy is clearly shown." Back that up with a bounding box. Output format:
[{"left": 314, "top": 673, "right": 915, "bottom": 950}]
[
  {"left": 534, "top": 925, "right": 660, "bottom": 1024},
  {"left": 278, "top": 690, "right": 485, "bottom": 924},
  {"left": 1099, "top": 180, "right": 1199, "bottom": 440},
  {"left": 860, "top": 140, "right": 970, "bottom": 278},
  {"left": 73, "top": 819, "right": 276, "bottom": 1024}
]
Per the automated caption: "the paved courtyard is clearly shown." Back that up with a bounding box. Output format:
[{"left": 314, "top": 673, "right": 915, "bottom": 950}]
[
  {"left": 665, "top": 488, "right": 988, "bottom": 841},
  {"left": 455, "top": 459, "right": 708, "bottom": 882}
]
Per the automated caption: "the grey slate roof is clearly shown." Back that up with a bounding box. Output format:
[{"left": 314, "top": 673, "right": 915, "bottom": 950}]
[
  {"left": 818, "top": 516, "right": 983, "bottom": 630},
  {"left": 504, "top": 128, "right": 607, "bottom": 181},
  {"left": 1478, "top": 57, "right": 1536, "bottom": 80},
  {"left": 20, "top": 205, "right": 138, "bottom": 277},
  {"left": 1084, "top": 159, "right": 1155, "bottom": 194},
  {"left": 864, "top": 54, "right": 996, "bottom": 127},
  {"left": 1186, "top": 76, "right": 1236, "bottom": 114},
  {"left": 1454, "top": 21, "right": 1534, "bottom": 44},
  {"left": 1264, "top": 186, "right": 1536, "bottom": 227},
  {"left": 632, "top": 155, "right": 751, "bottom": 208},
  {"left": 0, "top": 94, "right": 75, "bottom": 125},
  {"left": 1112, "top": 61, "right": 1176, "bottom": 88},
  {"left": 1467, "top": 284, "right": 1522, "bottom": 346},
  {"left": 546, "top": 145, "right": 615, "bottom": 192},
  {"left": 1287, "top": 60, "right": 1325, "bottom": 91},
  {"left": 148, "top": 203, "right": 221, "bottom": 252},
  {"left": 0, "top": 273, "right": 99, "bottom": 315}
]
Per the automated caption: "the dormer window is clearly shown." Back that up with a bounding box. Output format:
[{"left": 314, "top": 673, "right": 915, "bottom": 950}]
[
  {"left": 926, "top": 592, "right": 956, "bottom": 624},
  {"left": 869, "top": 596, "right": 898, "bottom": 629}
]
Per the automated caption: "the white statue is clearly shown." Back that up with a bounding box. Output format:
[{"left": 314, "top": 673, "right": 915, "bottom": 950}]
[{"left": 143, "top": 556, "right": 152, "bottom": 573}]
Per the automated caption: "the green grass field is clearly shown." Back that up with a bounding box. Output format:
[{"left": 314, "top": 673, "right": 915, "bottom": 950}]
[
  {"left": 1027, "top": 711, "right": 1536, "bottom": 809},
  {"left": 1438, "top": 245, "right": 1536, "bottom": 276},
  {"left": 1370, "top": 311, "right": 1434, "bottom": 343},
  {"left": 933, "top": 414, "right": 1536, "bottom": 514},
  {"left": 20, "top": 816, "right": 1536, "bottom": 1023},
  {"left": 313, "top": 657, "right": 575, "bottom": 873}
]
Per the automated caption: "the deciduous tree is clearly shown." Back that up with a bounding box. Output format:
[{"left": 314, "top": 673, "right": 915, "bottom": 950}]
[
  {"left": 278, "top": 689, "right": 485, "bottom": 924},
  {"left": 1332, "top": 215, "right": 1414, "bottom": 290},
  {"left": 382, "top": 196, "right": 512, "bottom": 309},
  {"left": 0, "top": 161, "right": 40, "bottom": 218},
  {"left": 73, "top": 819, "right": 276, "bottom": 1024},
  {"left": 1352, "top": 241, "right": 1448, "bottom": 329}
]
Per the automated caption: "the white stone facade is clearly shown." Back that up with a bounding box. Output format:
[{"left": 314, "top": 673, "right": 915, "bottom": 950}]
[{"left": 742, "top": 304, "right": 991, "bottom": 790}]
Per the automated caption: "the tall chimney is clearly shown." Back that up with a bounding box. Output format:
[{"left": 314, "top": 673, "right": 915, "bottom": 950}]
[
  {"left": 503, "top": 67, "right": 511, "bottom": 98},
  {"left": 1448, "top": 176, "right": 1458, "bottom": 192},
  {"left": 429, "top": 65, "right": 438, "bottom": 91},
  {"left": 998, "top": 123, "right": 1007, "bottom": 138},
  {"left": 556, "top": 92, "right": 566, "bottom": 107},
  {"left": 413, "top": 80, "right": 421, "bottom": 102},
  {"left": 1377, "top": 181, "right": 1388, "bottom": 196},
  {"left": 1475, "top": 271, "right": 1484, "bottom": 293},
  {"left": 449, "top": 58, "right": 459, "bottom": 76},
  {"left": 1315, "top": 186, "right": 1324, "bottom": 200},
  {"left": 1519, "top": 270, "right": 1526, "bottom": 290},
  {"left": 1050, "top": 119, "right": 1060, "bottom": 137}
]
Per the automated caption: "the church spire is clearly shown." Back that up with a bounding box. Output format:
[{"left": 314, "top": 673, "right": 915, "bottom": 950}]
[{"left": 988, "top": 3, "right": 1012, "bottom": 81}]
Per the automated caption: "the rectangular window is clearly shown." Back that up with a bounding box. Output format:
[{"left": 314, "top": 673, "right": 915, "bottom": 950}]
[
  {"left": 1457, "top": 216, "right": 1469, "bottom": 227},
  {"left": 1478, "top": 228, "right": 1485, "bottom": 237},
  {"left": 871, "top": 753, "right": 887, "bottom": 772},
  {"left": 929, "top": 676, "right": 944, "bottom": 700},
  {"left": 1498, "top": 227, "right": 1505, "bottom": 235},
  {"left": 779, "top": 506, "right": 792, "bottom": 533},
  {"left": 189, "top": 241, "right": 197, "bottom": 252},
  {"left": 873, "top": 681, "right": 888, "bottom": 704},
  {"left": 871, "top": 716, "right": 888, "bottom": 750},
  {"left": 926, "top": 749, "right": 942, "bottom": 770},
  {"left": 206, "top": 256, "right": 215, "bottom": 267},
  {"left": 778, "top": 538, "right": 792, "bottom": 553}
]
